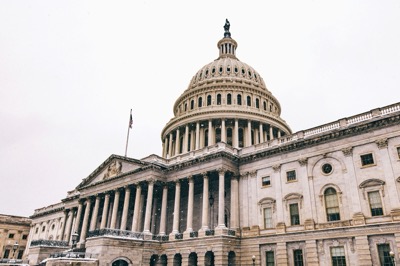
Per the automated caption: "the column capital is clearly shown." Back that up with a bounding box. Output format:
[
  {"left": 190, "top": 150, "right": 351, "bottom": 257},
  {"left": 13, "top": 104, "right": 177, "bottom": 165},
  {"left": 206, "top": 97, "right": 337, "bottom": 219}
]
[
  {"left": 298, "top": 158, "right": 308, "bottom": 166},
  {"left": 341, "top": 147, "right": 353, "bottom": 156},
  {"left": 217, "top": 168, "right": 226, "bottom": 175},
  {"left": 272, "top": 164, "right": 281, "bottom": 172},
  {"left": 200, "top": 172, "right": 209, "bottom": 178},
  {"left": 375, "top": 138, "right": 388, "bottom": 149}
]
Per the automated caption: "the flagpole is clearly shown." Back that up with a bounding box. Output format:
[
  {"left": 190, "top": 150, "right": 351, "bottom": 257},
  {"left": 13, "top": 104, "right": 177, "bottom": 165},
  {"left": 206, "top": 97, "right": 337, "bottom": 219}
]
[{"left": 125, "top": 109, "right": 132, "bottom": 157}]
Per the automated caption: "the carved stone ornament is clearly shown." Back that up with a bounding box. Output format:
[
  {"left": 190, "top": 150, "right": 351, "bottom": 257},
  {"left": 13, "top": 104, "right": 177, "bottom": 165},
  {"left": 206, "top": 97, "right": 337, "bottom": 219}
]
[
  {"left": 341, "top": 147, "right": 353, "bottom": 157},
  {"left": 298, "top": 158, "right": 308, "bottom": 166},
  {"left": 272, "top": 164, "right": 281, "bottom": 172},
  {"left": 103, "top": 160, "right": 122, "bottom": 179},
  {"left": 375, "top": 138, "right": 388, "bottom": 149}
]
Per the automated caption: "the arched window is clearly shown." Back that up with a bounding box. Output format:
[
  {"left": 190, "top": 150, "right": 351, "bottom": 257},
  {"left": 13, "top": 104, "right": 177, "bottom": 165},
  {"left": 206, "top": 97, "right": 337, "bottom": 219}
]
[
  {"left": 215, "top": 128, "right": 221, "bottom": 143},
  {"left": 205, "top": 251, "right": 215, "bottom": 266},
  {"left": 190, "top": 100, "right": 194, "bottom": 110},
  {"left": 112, "top": 260, "right": 129, "bottom": 266},
  {"left": 256, "top": 98, "right": 260, "bottom": 109},
  {"left": 238, "top": 128, "right": 244, "bottom": 148},
  {"left": 227, "top": 94, "right": 232, "bottom": 105},
  {"left": 184, "top": 103, "right": 187, "bottom": 112},
  {"left": 189, "top": 253, "right": 198, "bottom": 266},
  {"left": 227, "top": 128, "right": 233, "bottom": 146},
  {"left": 217, "top": 94, "right": 222, "bottom": 105},
  {"left": 237, "top": 95, "right": 242, "bottom": 105},
  {"left": 247, "top": 96, "right": 251, "bottom": 106},
  {"left": 325, "top": 188, "right": 340, "bottom": 221},
  {"left": 179, "top": 136, "right": 184, "bottom": 154},
  {"left": 207, "top": 95, "right": 212, "bottom": 106},
  {"left": 263, "top": 101, "right": 267, "bottom": 111},
  {"left": 204, "top": 129, "right": 209, "bottom": 146},
  {"left": 228, "top": 251, "right": 236, "bottom": 266},
  {"left": 198, "top": 97, "right": 202, "bottom": 108},
  {"left": 173, "top": 254, "right": 182, "bottom": 266}
]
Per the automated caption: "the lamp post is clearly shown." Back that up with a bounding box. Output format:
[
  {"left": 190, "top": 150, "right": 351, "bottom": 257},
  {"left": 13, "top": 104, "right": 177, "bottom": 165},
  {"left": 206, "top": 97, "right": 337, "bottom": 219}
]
[
  {"left": 71, "top": 232, "right": 79, "bottom": 249},
  {"left": 389, "top": 250, "right": 395, "bottom": 265},
  {"left": 12, "top": 242, "right": 19, "bottom": 259},
  {"left": 252, "top": 255, "right": 255, "bottom": 266}
]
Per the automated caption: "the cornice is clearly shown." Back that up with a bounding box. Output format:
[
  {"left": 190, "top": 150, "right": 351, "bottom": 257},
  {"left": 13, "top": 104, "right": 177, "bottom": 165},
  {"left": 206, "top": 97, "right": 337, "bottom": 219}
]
[{"left": 29, "top": 207, "right": 64, "bottom": 219}]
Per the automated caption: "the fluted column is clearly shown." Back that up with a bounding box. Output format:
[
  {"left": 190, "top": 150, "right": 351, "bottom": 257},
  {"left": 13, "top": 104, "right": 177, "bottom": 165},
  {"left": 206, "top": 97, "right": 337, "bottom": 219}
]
[
  {"left": 159, "top": 184, "right": 168, "bottom": 235},
  {"left": 89, "top": 195, "right": 100, "bottom": 231},
  {"left": 208, "top": 120, "right": 213, "bottom": 146},
  {"left": 247, "top": 120, "right": 252, "bottom": 146},
  {"left": 100, "top": 193, "right": 110, "bottom": 229},
  {"left": 163, "top": 138, "right": 168, "bottom": 158},
  {"left": 230, "top": 175, "right": 239, "bottom": 229},
  {"left": 168, "top": 134, "right": 173, "bottom": 158},
  {"left": 185, "top": 176, "right": 194, "bottom": 233},
  {"left": 277, "top": 130, "right": 281, "bottom": 138},
  {"left": 259, "top": 123, "right": 264, "bottom": 143},
  {"left": 110, "top": 189, "right": 120, "bottom": 229},
  {"left": 234, "top": 119, "right": 239, "bottom": 148},
  {"left": 80, "top": 198, "right": 92, "bottom": 242},
  {"left": 184, "top": 125, "right": 189, "bottom": 152},
  {"left": 73, "top": 201, "right": 83, "bottom": 239},
  {"left": 120, "top": 186, "right": 131, "bottom": 230},
  {"left": 60, "top": 210, "right": 68, "bottom": 241},
  {"left": 64, "top": 209, "right": 73, "bottom": 242},
  {"left": 195, "top": 122, "right": 200, "bottom": 149},
  {"left": 131, "top": 184, "right": 142, "bottom": 232},
  {"left": 269, "top": 126, "right": 274, "bottom": 140},
  {"left": 217, "top": 169, "right": 226, "bottom": 228},
  {"left": 143, "top": 180, "right": 154, "bottom": 234},
  {"left": 201, "top": 174, "right": 209, "bottom": 230},
  {"left": 171, "top": 181, "right": 181, "bottom": 235},
  {"left": 221, "top": 119, "right": 226, "bottom": 142},
  {"left": 175, "top": 128, "right": 180, "bottom": 155}
]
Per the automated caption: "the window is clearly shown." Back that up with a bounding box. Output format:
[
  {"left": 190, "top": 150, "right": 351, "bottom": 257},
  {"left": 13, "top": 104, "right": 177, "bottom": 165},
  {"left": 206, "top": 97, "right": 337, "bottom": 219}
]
[
  {"left": 8, "top": 233, "right": 15, "bottom": 238},
  {"left": 207, "top": 95, "right": 212, "bottom": 106},
  {"left": 42, "top": 226, "right": 46, "bottom": 232},
  {"left": 263, "top": 101, "right": 267, "bottom": 111},
  {"left": 290, "top": 203, "right": 300, "bottom": 225},
  {"left": 256, "top": 98, "right": 260, "bottom": 108},
  {"left": 368, "top": 191, "right": 384, "bottom": 216},
  {"left": 263, "top": 207, "right": 273, "bottom": 228},
  {"left": 52, "top": 224, "right": 55, "bottom": 230},
  {"left": 198, "top": 97, "right": 202, "bottom": 107},
  {"left": 331, "top": 247, "right": 346, "bottom": 266},
  {"left": 22, "top": 234, "right": 28, "bottom": 240},
  {"left": 266, "top": 251, "right": 275, "bottom": 266},
  {"left": 184, "top": 103, "right": 187, "bottom": 111},
  {"left": 237, "top": 95, "right": 242, "bottom": 105},
  {"left": 227, "top": 94, "right": 232, "bottom": 105},
  {"left": 286, "top": 170, "right": 296, "bottom": 182},
  {"left": 217, "top": 94, "right": 222, "bottom": 105},
  {"left": 377, "top": 244, "right": 394, "bottom": 266},
  {"left": 397, "top": 147, "right": 400, "bottom": 159},
  {"left": 247, "top": 96, "right": 251, "bottom": 106},
  {"left": 35, "top": 227, "right": 39, "bottom": 234},
  {"left": 293, "top": 249, "right": 304, "bottom": 266},
  {"left": 190, "top": 100, "right": 194, "bottom": 110},
  {"left": 322, "top": 163, "right": 333, "bottom": 174},
  {"left": 3, "top": 249, "right": 10, "bottom": 259},
  {"left": 325, "top": 188, "right": 340, "bottom": 221},
  {"left": 361, "top": 153, "right": 374, "bottom": 166},
  {"left": 17, "top": 250, "right": 24, "bottom": 259},
  {"left": 262, "top": 176, "right": 271, "bottom": 186}
]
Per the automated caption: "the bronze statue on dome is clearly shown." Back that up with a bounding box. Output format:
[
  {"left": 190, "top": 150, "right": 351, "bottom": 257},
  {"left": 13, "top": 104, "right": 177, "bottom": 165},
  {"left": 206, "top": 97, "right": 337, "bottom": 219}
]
[{"left": 224, "top": 19, "right": 231, "bottom": 38}]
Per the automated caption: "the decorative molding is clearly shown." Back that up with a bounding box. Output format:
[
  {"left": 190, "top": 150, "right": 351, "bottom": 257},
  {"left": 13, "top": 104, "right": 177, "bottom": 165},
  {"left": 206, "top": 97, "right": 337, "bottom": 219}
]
[
  {"left": 375, "top": 138, "right": 388, "bottom": 149},
  {"left": 298, "top": 157, "right": 308, "bottom": 166},
  {"left": 341, "top": 147, "right": 353, "bottom": 157},
  {"left": 272, "top": 164, "right": 281, "bottom": 172}
]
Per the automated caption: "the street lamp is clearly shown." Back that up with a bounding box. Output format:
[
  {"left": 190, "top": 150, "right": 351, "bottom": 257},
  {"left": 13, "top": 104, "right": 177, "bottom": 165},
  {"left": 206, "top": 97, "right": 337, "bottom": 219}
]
[
  {"left": 12, "top": 242, "right": 19, "bottom": 259},
  {"left": 389, "top": 250, "right": 395, "bottom": 265},
  {"left": 71, "top": 232, "right": 79, "bottom": 249},
  {"left": 252, "top": 255, "right": 255, "bottom": 266}
]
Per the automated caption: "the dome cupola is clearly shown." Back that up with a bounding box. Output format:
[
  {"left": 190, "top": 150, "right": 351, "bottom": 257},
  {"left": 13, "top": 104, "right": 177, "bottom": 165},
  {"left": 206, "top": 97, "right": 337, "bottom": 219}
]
[{"left": 161, "top": 20, "right": 291, "bottom": 158}]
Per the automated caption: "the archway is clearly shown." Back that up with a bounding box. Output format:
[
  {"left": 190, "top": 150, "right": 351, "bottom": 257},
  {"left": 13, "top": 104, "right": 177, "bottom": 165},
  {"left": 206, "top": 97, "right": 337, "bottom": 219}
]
[
  {"left": 228, "top": 251, "right": 236, "bottom": 266},
  {"left": 189, "top": 252, "right": 198, "bottom": 266},
  {"left": 112, "top": 259, "right": 129, "bottom": 266},
  {"left": 205, "top": 251, "right": 215, "bottom": 266},
  {"left": 173, "top": 254, "right": 182, "bottom": 266}
]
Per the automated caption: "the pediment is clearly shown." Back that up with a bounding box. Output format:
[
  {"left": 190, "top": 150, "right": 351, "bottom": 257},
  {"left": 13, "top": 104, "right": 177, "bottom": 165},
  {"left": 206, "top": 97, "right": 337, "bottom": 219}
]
[
  {"left": 359, "top": 178, "right": 385, "bottom": 188},
  {"left": 76, "top": 154, "right": 149, "bottom": 188}
]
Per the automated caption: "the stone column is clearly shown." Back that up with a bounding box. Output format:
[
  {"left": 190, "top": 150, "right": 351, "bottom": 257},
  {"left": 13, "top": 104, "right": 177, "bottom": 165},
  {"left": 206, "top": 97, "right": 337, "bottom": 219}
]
[
  {"left": 230, "top": 175, "right": 239, "bottom": 229},
  {"left": 221, "top": 119, "right": 226, "bottom": 143},
  {"left": 269, "top": 126, "right": 274, "bottom": 140},
  {"left": 64, "top": 209, "right": 73, "bottom": 243},
  {"left": 201, "top": 174, "right": 209, "bottom": 231},
  {"left": 80, "top": 198, "right": 92, "bottom": 243},
  {"left": 143, "top": 180, "right": 154, "bottom": 234},
  {"left": 89, "top": 195, "right": 100, "bottom": 231},
  {"left": 168, "top": 134, "right": 173, "bottom": 158},
  {"left": 163, "top": 138, "right": 168, "bottom": 158},
  {"left": 171, "top": 181, "right": 181, "bottom": 235},
  {"left": 234, "top": 119, "right": 239, "bottom": 148},
  {"left": 100, "top": 193, "right": 110, "bottom": 229},
  {"left": 305, "top": 240, "right": 319, "bottom": 266},
  {"left": 195, "top": 122, "right": 200, "bottom": 149},
  {"left": 175, "top": 128, "right": 180, "bottom": 156},
  {"left": 60, "top": 210, "right": 68, "bottom": 241},
  {"left": 159, "top": 184, "right": 168, "bottom": 235},
  {"left": 131, "top": 184, "right": 142, "bottom": 232},
  {"left": 217, "top": 169, "right": 226, "bottom": 228},
  {"left": 298, "top": 158, "right": 313, "bottom": 226},
  {"left": 355, "top": 235, "right": 373, "bottom": 265},
  {"left": 247, "top": 120, "right": 252, "bottom": 146},
  {"left": 120, "top": 186, "right": 131, "bottom": 230},
  {"left": 278, "top": 130, "right": 281, "bottom": 138},
  {"left": 272, "top": 165, "right": 284, "bottom": 223},
  {"left": 110, "top": 189, "right": 120, "bottom": 229},
  {"left": 185, "top": 176, "right": 194, "bottom": 234},
  {"left": 276, "top": 242, "right": 288, "bottom": 265},
  {"left": 259, "top": 123, "right": 264, "bottom": 143},
  {"left": 73, "top": 201, "right": 83, "bottom": 240},
  {"left": 208, "top": 120, "right": 213, "bottom": 146},
  {"left": 184, "top": 125, "right": 189, "bottom": 152}
]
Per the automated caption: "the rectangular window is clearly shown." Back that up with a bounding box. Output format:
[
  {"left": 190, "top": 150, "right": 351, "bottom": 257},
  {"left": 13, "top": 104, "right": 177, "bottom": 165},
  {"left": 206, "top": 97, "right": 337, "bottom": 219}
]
[
  {"left": 17, "top": 250, "right": 24, "bottom": 259},
  {"left": 361, "top": 153, "right": 374, "bottom": 166},
  {"left": 3, "top": 249, "right": 10, "bottom": 259},
  {"left": 286, "top": 170, "right": 296, "bottom": 182},
  {"left": 262, "top": 176, "right": 271, "bottom": 186},
  {"left": 331, "top": 246, "right": 346, "bottom": 266},
  {"left": 22, "top": 234, "right": 28, "bottom": 240},
  {"left": 8, "top": 233, "right": 14, "bottom": 238},
  {"left": 293, "top": 249, "right": 304, "bottom": 266},
  {"left": 377, "top": 243, "right": 394, "bottom": 266},
  {"left": 290, "top": 203, "right": 300, "bottom": 225},
  {"left": 368, "top": 191, "right": 384, "bottom": 216},
  {"left": 263, "top": 207, "right": 273, "bottom": 228},
  {"left": 266, "top": 251, "right": 275, "bottom": 266}
]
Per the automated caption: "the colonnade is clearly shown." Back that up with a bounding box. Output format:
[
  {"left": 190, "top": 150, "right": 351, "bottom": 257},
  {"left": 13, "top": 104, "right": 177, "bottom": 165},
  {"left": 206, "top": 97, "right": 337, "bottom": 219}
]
[
  {"left": 59, "top": 169, "right": 239, "bottom": 245},
  {"left": 163, "top": 118, "right": 284, "bottom": 158}
]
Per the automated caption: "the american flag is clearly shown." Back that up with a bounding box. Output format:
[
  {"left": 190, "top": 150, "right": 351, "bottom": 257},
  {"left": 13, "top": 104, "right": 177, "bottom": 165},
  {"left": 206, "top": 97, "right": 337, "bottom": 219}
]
[{"left": 129, "top": 109, "right": 133, "bottom": 129}]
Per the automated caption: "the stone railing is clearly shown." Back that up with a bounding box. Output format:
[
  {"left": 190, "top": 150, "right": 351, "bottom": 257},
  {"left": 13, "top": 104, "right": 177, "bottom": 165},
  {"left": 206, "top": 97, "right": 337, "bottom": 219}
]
[
  {"left": 87, "top": 229, "right": 143, "bottom": 240},
  {"left": 49, "top": 251, "right": 92, "bottom": 259},
  {"left": 190, "top": 231, "right": 198, "bottom": 238},
  {"left": 175, "top": 233, "right": 183, "bottom": 240},
  {"left": 152, "top": 235, "right": 169, "bottom": 241},
  {"left": 30, "top": 239, "right": 68, "bottom": 247},
  {"left": 205, "top": 229, "right": 215, "bottom": 236}
]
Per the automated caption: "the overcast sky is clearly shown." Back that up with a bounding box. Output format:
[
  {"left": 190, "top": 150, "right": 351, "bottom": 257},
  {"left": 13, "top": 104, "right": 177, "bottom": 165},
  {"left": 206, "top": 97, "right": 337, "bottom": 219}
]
[{"left": 1, "top": 0, "right": 399, "bottom": 217}]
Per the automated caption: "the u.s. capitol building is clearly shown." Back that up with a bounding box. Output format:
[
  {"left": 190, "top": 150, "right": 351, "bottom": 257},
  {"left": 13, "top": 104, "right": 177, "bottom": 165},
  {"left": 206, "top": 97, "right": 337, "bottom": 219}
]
[{"left": 25, "top": 21, "right": 400, "bottom": 266}]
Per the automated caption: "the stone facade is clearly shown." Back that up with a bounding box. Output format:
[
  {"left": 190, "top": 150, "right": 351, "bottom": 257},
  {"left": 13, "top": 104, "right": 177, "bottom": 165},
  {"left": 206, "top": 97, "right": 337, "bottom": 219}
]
[{"left": 25, "top": 21, "right": 400, "bottom": 266}]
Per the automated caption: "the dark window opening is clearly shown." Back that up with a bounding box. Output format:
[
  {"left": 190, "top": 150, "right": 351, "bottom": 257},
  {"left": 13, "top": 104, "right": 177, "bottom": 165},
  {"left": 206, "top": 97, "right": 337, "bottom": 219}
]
[
  {"left": 227, "top": 94, "right": 232, "bottom": 105},
  {"left": 266, "top": 251, "right": 275, "bottom": 266},
  {"left": 247, "top": 96, "right": 251, "bottom": 106},
  {"left": 237, "top": 95, "right": 242, "bottom": 105},
  {"left": 217, "top": 94, "right": 222, "bottom": 105},
  {"left": 361, "top": 153, "right": 374, "bottom": 166},
  {"left": 262, "top": 176, "right": 270, "bottom": 186},
  {"left": 286, "top": 170, "right": 296, "bottom": 182},
  {"left": 290, "top": 203, "right": 300, "bottom": 225},
  {"left": 293, "top": 249, "right": 304, "bottom": 266},
  {"left": 256, "top": 98, "right": 260, "bottom": 108},
  {"left": 198, "top": 97, "right": 203, "bottom": 108},
  {"left": 207, "top": 95, "right": 212, "bottom": 106},
  {"left": 190, "top": 100, "right": 194, "bottom": 110}
]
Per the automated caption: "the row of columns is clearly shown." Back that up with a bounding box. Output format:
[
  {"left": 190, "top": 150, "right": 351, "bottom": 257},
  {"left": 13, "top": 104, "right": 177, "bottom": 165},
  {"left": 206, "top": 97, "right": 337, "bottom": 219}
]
[
  {"left": 163, "top": 119, "right": 283, "bottom": 158},
  {"left": 60, "top": 170, "right": 239, "bottom": 245}
]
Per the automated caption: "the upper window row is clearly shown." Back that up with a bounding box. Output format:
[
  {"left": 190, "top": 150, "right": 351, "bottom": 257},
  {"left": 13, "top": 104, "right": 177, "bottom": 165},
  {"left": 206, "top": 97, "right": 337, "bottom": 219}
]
[{"left": 195, "top": 66, "right": 259, "bottom": 83}]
